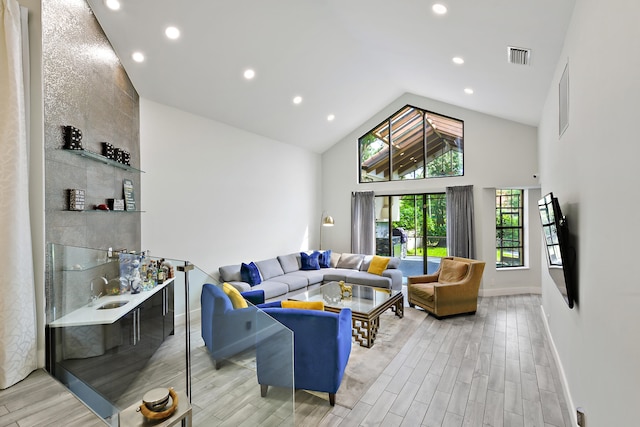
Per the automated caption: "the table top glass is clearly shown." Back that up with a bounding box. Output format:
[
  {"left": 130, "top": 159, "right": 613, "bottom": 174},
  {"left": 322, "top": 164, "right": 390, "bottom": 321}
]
[{"left": 288, "top": 281, "right": 401, "bottom": 315}]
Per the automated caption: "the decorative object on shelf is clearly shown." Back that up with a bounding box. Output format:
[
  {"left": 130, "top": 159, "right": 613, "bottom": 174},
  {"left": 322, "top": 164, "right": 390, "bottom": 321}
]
[
  {"left": 123, "top": 179, "right": 136, "bottom": 211},
  {"left": 115, "top": 148, "right": 124, "bottom": 163},
  {"left": 138, "top": 388, "right": 179, "bottom": 421},
  {"left": 64, "top": 125, "right": 83, "bottom": 150},
  {"left": 101, "top": 142, "right": 115, "bottom": 159},
  {"left": 94, "top": 203, "right": 109, "bottom": 210},
  {"left": 122, "top": 150, "right": 131, "bottom": 165},
  {"left": 107, "top": 198, "right": 125, "bottom": 211},
  {"left": 68, "top": 189, "right": 85, "bottom": 211}
]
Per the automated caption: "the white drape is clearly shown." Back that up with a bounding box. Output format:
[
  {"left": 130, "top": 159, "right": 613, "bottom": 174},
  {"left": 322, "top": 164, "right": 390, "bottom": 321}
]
[{"left": 0, "top": 0, "right": 37, "bottom": 389}]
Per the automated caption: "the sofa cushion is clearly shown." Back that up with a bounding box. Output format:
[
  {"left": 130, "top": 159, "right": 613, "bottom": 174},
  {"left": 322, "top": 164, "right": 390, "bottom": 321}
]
[
  {"left": 387, "top": 257, "right": 400, "bottom": 269},
  {"left": 368, "top": 255, "right": 391, "bottom": 275},
  {"left": 346, "top": 271, "right": 392, "bottom": 288},
  {"left": 241, "top": 262, "right": 262, "bottom": 286},
  {"left": 222, "top": 282, "right": 248, "bottom": 309},
  {"left": 360, "top": 255, "right": 373, "bottom": 271},
  {"left": 318, "top": 250, "right": 332, "bottom": 268},
  {"left": 245, "top": 280, "right": 289, "bottom": 300},
  {"left": 322, "top": 268, "right": 352, "bottom": 283},
  {"left": 289, "top": 270, "right": 325, "bottom": 286},
  {"left": 439, "top": 259, "right": 469, "bottom": 284},
  {"left": 256, "top": 258, "right": 285, "bottom": 280},
  {"left": 336, "top": 253, "right": 364, "bottom": 270},
  {"left": 411, "top": 283, "right": 435, "bottom": 305},
  {"left": 330, "top": 252, "right": 341, "bottom": 268},
  {"left": 301, "top": 251, "right": 321, "bottom": 270},
  {"left": 278, "top": 253, "right": 300, "bottom": 274},
  {"left": 219, "top": 264, "right": 242, "bottom": 282},
  {"left": 270, "top": 273, "right": 308, "bottom": 292},
  {"left": 281, "top": 300, "right": 325, "bottom": 311}
]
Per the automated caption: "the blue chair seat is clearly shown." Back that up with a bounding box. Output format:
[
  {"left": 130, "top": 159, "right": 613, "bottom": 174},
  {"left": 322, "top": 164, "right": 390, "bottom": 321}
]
[{"left": 256, "top": 302, "right": 352, "bottom": 406}]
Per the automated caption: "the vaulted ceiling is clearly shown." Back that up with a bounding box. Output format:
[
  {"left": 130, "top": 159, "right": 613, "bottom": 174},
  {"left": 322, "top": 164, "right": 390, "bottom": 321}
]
[{"left": 86, "top": 0, "right": 576, "bottom": 153}]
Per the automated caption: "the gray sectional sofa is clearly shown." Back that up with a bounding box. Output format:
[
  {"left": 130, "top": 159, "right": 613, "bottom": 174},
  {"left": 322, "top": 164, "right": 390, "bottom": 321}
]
[{"left": 218, "top": 251, "right": 402, "bottom": 300}]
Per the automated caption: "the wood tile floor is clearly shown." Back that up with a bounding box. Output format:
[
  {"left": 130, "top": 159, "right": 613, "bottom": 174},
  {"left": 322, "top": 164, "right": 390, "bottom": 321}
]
[
  {"left": 0, "top": 293, "right": 572, "bottom": 427},
  {"left": 312, "top": 293, "right": 573, "bottom": 427}
]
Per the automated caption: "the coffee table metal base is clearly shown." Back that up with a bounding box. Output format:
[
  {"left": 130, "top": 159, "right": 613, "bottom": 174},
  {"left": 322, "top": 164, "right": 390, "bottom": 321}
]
[{"left": 325, "top": 291, "right": 404, "bottom": 348}]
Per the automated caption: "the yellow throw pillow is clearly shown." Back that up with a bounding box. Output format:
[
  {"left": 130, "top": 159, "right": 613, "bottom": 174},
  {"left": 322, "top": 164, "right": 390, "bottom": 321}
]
[
  {"left": 368, "top": 255, "right": 391, "bottom": 276},
  {"left": 281, "top": 300, "right": 325, "bottom": 311},
  {"left": 222, "top": 282, "right": 248, "bottom": 309}
]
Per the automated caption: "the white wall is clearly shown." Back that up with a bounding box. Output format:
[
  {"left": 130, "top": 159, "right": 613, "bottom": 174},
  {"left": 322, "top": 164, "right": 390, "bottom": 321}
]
[
  {"left": 140, "top": 99, "right": 321, "bottom": 285},
  {"left": 322, "top": 92, "right": 541, "bottom": 294},
  {"left": 538, "top": 1, "right": 640, "bottom": 425}
]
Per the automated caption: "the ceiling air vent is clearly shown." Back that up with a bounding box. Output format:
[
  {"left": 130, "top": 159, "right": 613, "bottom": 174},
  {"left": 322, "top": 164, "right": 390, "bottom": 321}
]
[{"left": 507, "top": 46, "right": 531, "bottom": 65}]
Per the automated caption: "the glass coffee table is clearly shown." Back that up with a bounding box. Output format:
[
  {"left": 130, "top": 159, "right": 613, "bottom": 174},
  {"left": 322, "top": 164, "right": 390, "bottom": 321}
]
[{"left": 288, "top": 281, "right": 404, "bottom": 348}]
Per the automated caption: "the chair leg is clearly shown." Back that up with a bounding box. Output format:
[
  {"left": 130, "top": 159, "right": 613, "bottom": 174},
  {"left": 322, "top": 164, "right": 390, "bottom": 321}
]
[
  {"left": 260, "top": 384, "right": 268, "bottom": 397},
  {"left": 214, "top": 360, "right": 222, "bottom": 370},
  {"left": 329, "top": 393, "right": 335, "bottom": 406}
]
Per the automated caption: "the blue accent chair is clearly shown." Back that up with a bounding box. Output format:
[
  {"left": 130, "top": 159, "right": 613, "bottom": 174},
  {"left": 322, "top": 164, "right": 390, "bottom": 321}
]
[
  {"left": 256, "top": 303, "right": 352, "bottom": 406},
  {"left": 200, "top": 283, "right": 265, "bottom": 369}
]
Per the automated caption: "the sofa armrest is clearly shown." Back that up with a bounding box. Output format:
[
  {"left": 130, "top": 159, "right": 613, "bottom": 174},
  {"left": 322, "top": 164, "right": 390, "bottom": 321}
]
[
  {"left": 407, "top": 273, "right": 438, "bottom": 285},
  {"left": 241, "top": 289, "right": 265, "bottom": 305}
]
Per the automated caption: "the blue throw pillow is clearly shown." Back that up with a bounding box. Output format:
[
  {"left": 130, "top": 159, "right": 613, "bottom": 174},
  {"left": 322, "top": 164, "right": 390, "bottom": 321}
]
[
  {"left": 241, "top": 262, "right": 262, "bottom": 286},
  {"left": 318, "top": 250, "right": 332, "bottom": 268},
  {"left": 300, "top": 251, "right": 320, "bottom": 270}
]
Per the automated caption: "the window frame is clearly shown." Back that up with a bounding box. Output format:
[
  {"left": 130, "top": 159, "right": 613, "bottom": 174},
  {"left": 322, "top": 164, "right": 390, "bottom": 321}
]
[
  {"left": 358, "top": 105, "right": 464, "bottom": 183},
  {"left": 495, "top": 189, "right": 525, "bottom": 268}
]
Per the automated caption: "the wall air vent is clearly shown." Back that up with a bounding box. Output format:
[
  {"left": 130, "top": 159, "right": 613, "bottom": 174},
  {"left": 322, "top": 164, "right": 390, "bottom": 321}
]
[{"left": 507, "top": 46, "right": 531, "bottom": 65}]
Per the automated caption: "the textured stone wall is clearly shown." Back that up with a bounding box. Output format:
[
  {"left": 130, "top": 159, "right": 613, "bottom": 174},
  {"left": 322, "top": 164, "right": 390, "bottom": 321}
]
[
  {"left": 43, "top": 0, "right": 140, "bottom": 251},
  {"left": 42, "top": 0, "right": 140, "bottom": 312}
]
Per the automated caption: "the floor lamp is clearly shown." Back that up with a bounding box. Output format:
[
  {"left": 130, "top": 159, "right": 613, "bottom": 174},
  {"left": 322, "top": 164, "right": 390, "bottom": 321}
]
[{"left": 320, "top": 212, "right": 334, "bottom": 250}]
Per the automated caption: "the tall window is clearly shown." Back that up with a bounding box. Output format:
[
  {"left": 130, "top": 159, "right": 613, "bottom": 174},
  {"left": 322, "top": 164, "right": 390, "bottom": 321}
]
[
  {"left": 496, "top": 189, "right": 525, "bottom": 268},
  {"left": 359, "top": 105, "right": 464, "bottom": 182}
]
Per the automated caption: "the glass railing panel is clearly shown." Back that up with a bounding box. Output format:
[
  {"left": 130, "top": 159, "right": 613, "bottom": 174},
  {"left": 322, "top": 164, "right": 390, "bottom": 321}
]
[
  {"left": 187, "top": 265, "right": 294, "bottom": 426},
  {"left": 45, "top": 244, "right": 294, "bottom": 426}
]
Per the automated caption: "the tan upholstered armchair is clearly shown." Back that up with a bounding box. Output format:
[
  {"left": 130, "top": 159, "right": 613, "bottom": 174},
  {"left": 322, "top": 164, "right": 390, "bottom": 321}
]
[{"left": 407, "top": 256, "right": 486, "bottom": 318}]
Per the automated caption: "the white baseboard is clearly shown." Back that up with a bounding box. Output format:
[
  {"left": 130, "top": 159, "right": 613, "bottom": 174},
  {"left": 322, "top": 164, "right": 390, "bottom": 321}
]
[
  {"left": 175, "top": 307, "right": 201, "bottom": 327},
  {"left": 478, "top": 286, "right": 542, "bottom": 297},
  {"left": 539, "top": 305, "right": 578, "bottom": 427}
]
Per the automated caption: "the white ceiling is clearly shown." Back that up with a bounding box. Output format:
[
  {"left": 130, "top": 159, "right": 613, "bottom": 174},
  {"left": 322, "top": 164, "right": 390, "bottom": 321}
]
[{"left": 86, "top": 0, "right": 576, "bottom": 153}]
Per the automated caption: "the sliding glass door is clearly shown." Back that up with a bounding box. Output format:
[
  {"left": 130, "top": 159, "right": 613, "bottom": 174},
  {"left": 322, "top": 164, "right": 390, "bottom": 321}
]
[{"left": 375, "top": 193, "right": 447, "bottom": 281}]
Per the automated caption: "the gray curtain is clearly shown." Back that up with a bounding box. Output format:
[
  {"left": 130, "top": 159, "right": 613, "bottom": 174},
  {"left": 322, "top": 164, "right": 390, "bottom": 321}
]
[
  {"left": 446, "top": 185, "right": 476, "bottom": 259},
  {"left": 351, "top": 191, "right": 375, "bottom": 254}
]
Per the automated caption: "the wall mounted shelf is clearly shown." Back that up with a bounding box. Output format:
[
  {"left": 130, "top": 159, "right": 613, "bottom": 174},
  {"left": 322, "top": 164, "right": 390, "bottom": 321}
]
[{"left": 64, "top": 148, "right": 144, "bottom": 173}]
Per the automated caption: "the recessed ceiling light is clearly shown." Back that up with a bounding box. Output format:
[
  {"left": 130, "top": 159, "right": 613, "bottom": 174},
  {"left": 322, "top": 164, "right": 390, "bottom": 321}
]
[
  {"left": 165, "top": 26, "right": 180, "bottom": 40},
  {"left": 132, "top": 52, "right": 145, "bottom": 63},
  {"left": 327, "top": 114, "right": 335, "bottom": 122},
  {"left": 432, "top": 4, "right": 447, "bottom": 15},
  {"left": 452, "top": 56, "right": 464, "bottom": 65},
  {"left": 293, "top": 96, "right": 302, "bottom": 105},
  {"left": 243, "top": 69, "right": 255, "bottom": 80},
  {"left": 104, "top": 0, "right": 120, "bottom": 10},
  {"left": 464, "top": 88, "right": 474, "bottom": 94}
]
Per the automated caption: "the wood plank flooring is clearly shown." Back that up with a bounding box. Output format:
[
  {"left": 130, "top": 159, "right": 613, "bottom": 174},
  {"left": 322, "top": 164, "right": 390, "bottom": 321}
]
[
  {"left": 0, "top": 293, "right": 572, "bottom": 427},
  {"left": 311, "top": 294, "right": 572, "bottom": 427}
]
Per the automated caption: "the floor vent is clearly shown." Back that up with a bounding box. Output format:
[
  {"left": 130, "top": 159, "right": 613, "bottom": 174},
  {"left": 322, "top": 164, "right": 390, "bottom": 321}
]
[{"left": 507, "top": 46, "right": 531, "bottom": 65}]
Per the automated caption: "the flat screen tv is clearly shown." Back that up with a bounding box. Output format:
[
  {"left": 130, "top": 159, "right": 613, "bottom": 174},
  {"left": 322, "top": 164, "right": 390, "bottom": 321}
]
[{"left": 538, "top": 192, "right": 576, "bottom": 308}]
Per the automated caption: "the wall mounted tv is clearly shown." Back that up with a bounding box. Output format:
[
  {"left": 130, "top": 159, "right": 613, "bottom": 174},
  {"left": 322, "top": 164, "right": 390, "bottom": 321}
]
[{"left": 538, "top": 193, "right": 576, "bottom": 308}]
